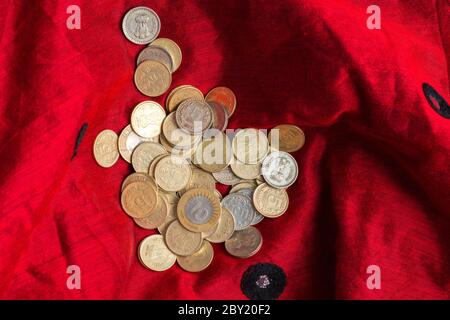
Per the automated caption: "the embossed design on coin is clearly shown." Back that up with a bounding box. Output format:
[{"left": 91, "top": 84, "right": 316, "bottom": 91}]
[
  {"left": 134, "top": 60, "right": 171, "bottom": 97},
  {"left": 166, "top": 85, "right": 204, "bottom": 112},
  {"left": 121, "top": 181, "right": 158, "bottom": 218},
  {"left": 225, "top": 226, "right": 262, "bottom": 258},
  {"left": 177, "top": 241, "right": 214, "bottom": 272},
  {"left": 221, "top": 193, "right": 255, "bottom": 230},
  {"left": 137, "top": 45, "right": 173, "bottom": 72},
  {"left": 154, "top": 155, "right": 192, "bottom": 192},
  {"left": 268, "top": 124, "right": 305, "bottom": 152},
  {"left": 118, "top": 124, "right": 155, "bottom": 163},
  {"left": 121, "top": 172, "right": 157, "bottom": 191},
  {"left": 261, "top": 151, "right": 298, "bottom": 189},
  {"left": 180, "top": 167, "right": 216, "bottom": 195},
  {"left": 212, "top": 166, "right": 241, "bottom": 185},
  {"left": 131, "top": 142, "right": 167, "bottom": 173},
  {"left": 162, "top": 112, "right": 200, "bottom": 149},
  {"left": 176, "top": 98, "right": 212, "bottom": 134},
  {"left": 194, "top": 133, "right": 233, "bottom": 173},
  {"left": 122, "top": 7, "right": 160, "bottom": 45},
  {"left": 133, "top": 194, "right": 168, "bottom": 229},
  {"left": 138, "top": 235, "right": 176, "bottom": 271},
  {"left": 231, "top": 160, "right": 261, "bottom": 180},
  {"left": 253, "top": 183, "right": 289, "bottom": 218},
  {"left": 165, "top": 220, "right": 202, "bottom": 256},
  {"left": 237, "top": 188, "right": 264, "bottom": 225},
  {"left": 150, "top": 38, "right": 182, "bottom": 72},
  {"left": 232, "top": 128, "right": 269, "bottom": 164},
  {"left": 93, "top": 129, "right": 119, "bottom": 168},
  {"left": 206, "top": 207, "right": 235, "bottom": 243},
  {"left": 205, "top": 86, "right": 237, "bottom": 116},
  {"left": 131, "top": 101, "right": 166, "bottom": 138}
]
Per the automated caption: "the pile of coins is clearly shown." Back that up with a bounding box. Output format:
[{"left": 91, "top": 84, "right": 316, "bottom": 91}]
[{"left": 93, "top": 6, "right": 305, "bottom": 273}]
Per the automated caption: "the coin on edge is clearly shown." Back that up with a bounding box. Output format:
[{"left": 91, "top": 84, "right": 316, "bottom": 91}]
[
  {"left": 138, "top": 235, "right": 176, "bottom": 271},
  {"left": 225, "top": 226, "right": 262, "bottom": 258},
  {"left": 131, "top": 101, "right": 166, "bottom": 138},
  {"left": 121, "top": 181, "right": 158, "bottom": 218},
  {"left": 122, "top": 6, "right": 161, "bottom": 45},
  {"left": 268, "top": 124, "right": 305, "bottom": 153},
  {"left": 261, "top": 151, "right": 299, "bottom": 189},
  {"left": 154, "top": 155, "right": 192, "bottom": 192},
  {"left": 206, "top": 207, "right": 235, "bottom": 243},
  {"left": 134, "top": 60, "right": 172, "bottom": 97},
  {"left": 133, "top": 194, "right": 168, "bottom": 229},
  {"left": 165, "top": 220, "right": 203, "bottom": 256},
  {"left": 151, "top": 38, "right": 182, "bottom": 72},
  {"left": 205, "top": 86, "right": 237, "bottom": 116},
  {"left": 177, "top": 241, "right": 214, "bottom": 272},
  {"left": 93, "top": 129, "right": 119, "bottom": 168}
]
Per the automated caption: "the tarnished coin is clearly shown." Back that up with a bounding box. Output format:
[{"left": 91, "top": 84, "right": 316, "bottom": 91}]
[
  {"left": 177, "top": 188, "right": 221, "bottom": 233},
  {"left": 232, "top": 128, "right": 269, "bottom": 164},
  {"left": 162, "top": 112, "right": 200, "bottom": 149},
  {"left": 180, "top": 167, "right": 216, "bottom": 195},
  {"left": 138, "top": 235, "right": 176, "bottom": 272},
  {"left": 237, "top": 188, "right": 264, "bottom": 225},
  {"left": 134, "top": 60, "right": 172, "bottom": 97},
  {"left": 122, "top": 6, "right": 160, "bottom": 45},
  {"left": 177, "top": 241, "right": 214, "bottom": 272},
  {"left": 208, "top": 102, "right": 229, "bottom": 132},
  {"left": 193, "top": 133, "right": 233, "bottom": 173},
  {"left": 205, "top": 86, "right": 237, "bottom": 116},
  {"left": 121, "top": 181, "right": 158, "bottom": 218},
  {"left": 268, "top": 124, "right": 305, "bottom": 153},
  {"left": 93, "top": 129, "right": 119, "bottom": 168},
  {"left": 165, "top": 220, "right": 203, "bottom": 256},
  {"left": 118, "top": 124, "right": 156, "bottom": 163},
  {"left": 212, "top": 166, "right": 241, "bottom": 185},
  {"left": 253, "top": 183, "right": 289, "bottom": 218},
  {"left": 121, "top": 172, "right": 157, "bottom": 191},
  {"left": 175, "top": 98, "right": 212, "bottom": 134},
  {"left": 154, "top": 155, "right": 192, "bottom": 192},
  {"left": 261, "top": 151, "right": 298, "bottom": 189},
  {"left": 131, "top": 101, "right": 166, "bottom": 138},
  {"left": 206, "top": 207, "right": 235, "bottom": 243},
  {"left": 131, "top": 142, "right": 167, "bottom": 173},
  {"left": 221, "top": 193, "right": 255, "bottom": 230},
  {"left": 151, "top": 38, "right": 182, "bottom": 72},
  {"left": 229, "top": 181, "right": 257, "bottom": 194},
  {"left": 166, "top": 85, "right": 204, "bottom": 112},
  {"left": 137, "top": 45, "right": 173, "bottom": 72},
  {"left": 225, "top": 226, "right": 262, "bottom": 258},
  {"left": 230, "top": 160, "right": 261, "bottom": 180},
  {"left": 133, "top": 194, "right": 168, "bottom": 229}
]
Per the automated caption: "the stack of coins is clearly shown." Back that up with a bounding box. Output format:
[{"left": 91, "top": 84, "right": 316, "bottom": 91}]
[{"left": 93, "top": 7, "right": 305, "bottom": 273}]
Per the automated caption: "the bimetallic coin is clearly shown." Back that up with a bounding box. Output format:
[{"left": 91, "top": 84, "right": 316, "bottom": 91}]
[
  {"left": 133, "top": 194, "right": 168, "bottom": 229},
  {"left": 225, "top": 226, "right": 262, "bottom": 258},
  {"left": 212, "top": 166, "right": 241, "bottom": 185},
  {"left": 230, "top": 160, "right": 261, "bottom": 180},
  {"left": 205, "top": 86, "right": 237, "bottom": 116},
  {"left": 154, "top": 155, "right": 192, "bottom": 192},
  {"left": 122, "top": 7, "right": 160, "bottom": 45},
  {"left": 165, "top": 220, "right": 203, "bottom": 256},
  {"left": 253, "top": 183, "right": 289, "bottom": 218},
  {"left": 208, "top": 102, "right": 229, "bottom": 132},
  {"left": 193, "top": 133, "right": 233, "bottom": 173},
  {"left": 137, "top": 45, "right": 173, "bottom": 72},
  {"left": 232, "top": 128, "right": 269, "bottom": 164},
  {"left": 134, "top": 60, "right": 171, "bottom": 97},
  {"left": 236, "top": 188, "right": 264, "bottom": 225},
  {"left": 221, "top": 193, "right": 255, "bottom": 230},
  {"left": 162, "top": 112, "right": 200, "bottom": 149},
  {"left": 261, "top": 151, "right": 298, "bottom": 189},
  {"left": 121, "top": 181, "right": 158, "bottom": 218},
  {"left": 131, "top": 142, "right": 167, "bottom": 173},
  {"left": 131, "top": 101, "right": 166, "bottom": 138},
  {"left": 138, "top": 235, "right": 176, "bottom": 272},
  {"left": 176, "top": 98, "right": 212, "bottom": 135},
  {"left": 268, "top": 124, "right": 305, "bottom": 153},
  {"left": 93, "top": 129, "right": 119, "bottom": 168},
  {"left": 121, "top": 172, "right": 157, "bottom": 191},
  {"left": 177, "top": 241, "right": 214, "bottom": 272},
  {"left": 166, "top": 85, "right": 204, "bottom": 112},
  {"left": 150, "top": 38, "right": 182, "bottom": 72},
  {"left": 206, "top": 207, "right": 235, "bottom": 243}
]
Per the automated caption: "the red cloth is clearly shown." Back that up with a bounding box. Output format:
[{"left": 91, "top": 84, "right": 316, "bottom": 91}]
[{"left": 0, "top": 0, "right": 449, "bottom": 299}]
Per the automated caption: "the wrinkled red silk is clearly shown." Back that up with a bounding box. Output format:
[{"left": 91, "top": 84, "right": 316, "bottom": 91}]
[{"left": 0, "top": 0, "right": 449, "bottom": 299}]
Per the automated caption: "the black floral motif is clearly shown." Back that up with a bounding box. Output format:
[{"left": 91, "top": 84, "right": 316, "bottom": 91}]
[{"left": 241, "top": 263, "right": 287, "bottom": 300}]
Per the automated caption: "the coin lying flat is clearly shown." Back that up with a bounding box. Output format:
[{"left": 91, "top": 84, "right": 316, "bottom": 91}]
[
  {"left": 154, "top": 155, "right": 192, "bottom": 192},
  {"left": 166, "top": 85, "right": 204, "bottom": 112},
  {"left": 208, "top": 102, "right": 229, "bottom": 132},
  {"left": 261, "top": 151, "right": 298, "bottom": 189},
  {"left": 165, "top": 220, "right": 203, "bottom": 256},
  {"left": 205, "top": 86, "right": 237, "bottom": 116},
  {"left": 221, "top": 193, "right": 255, "bottom": 230},
  {"left": 157, "top": 195, "right": 178, "bottom": 235},
  {"left": 121, "top": 181, "right": 158, "bottom": 218},
  {"left": 138, "top": 235, "right": 176, "bottom": 271},
  {"left": 268, "top": 124, "right": 305, "bottom": 153},
  {"left": 118, "top": 124, "right": 156, "bottom": 163},
  {"left": 131, "top": 142, "right": 167, "bottom": 173},
  {"left": 212, "top": 166, "right": 241, "bottom": 185},
  {"left": 93, "top": 129, "right": 119, "bottom": 168},
  {"left": 133, "top": 194, "right": 168, "bottom": 229},
  {"left": 121, "top": 172, "right": 157, "bottom": 192},
  {"left": 137, "top": 45, "right": 173, "bottom": 72},
  {"left": 194, "top": 133, "right": 233, "bottom": 173},
  {"left": 225, "top": 226, "right": 262, "bottom": 258},
  {"left": 176, "top": 98, "right": 212, "bottom": 135},
  {"left": 232, "top": 128, "right": 269, "bottom": 164},
  {"left": 151, "top": 38, "right": 182, "bottom": 72},
  {"left": 237, "top": 188, "right": 264, "bottom": 225},
  {"left": 229, "top": 181, "right": 257, "bottom": 194},
  {"left": 180, "top": 167, "right": 216, "bottom": 195},
  {"left": 122, "top": 6, "right": 161, "bottom": 45},
  {"left": 131, "top": 101, "right": 166, "bottom": 138},
  {"left": 253, "top": 183, "right": 289, "bottom": 218},
  {"left": 162, "top": 112, "right": 200, "bottom": 149},
  {"left": 206, "top": 207, "right": 235, "bottom": 243},
  {"left": 134, "top": 60, "right": 172, "bottom": 97},
  {"left": 230, "top": 160, "right": 261, "bottom": 180},
  {"left": 177, "top": 241, "right": 214, "bottom": 272}
]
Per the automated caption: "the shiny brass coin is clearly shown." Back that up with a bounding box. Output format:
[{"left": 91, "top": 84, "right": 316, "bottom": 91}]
[
  {"left": 166, "top": 85, "right": 204, "bottom": 112},
  {"left": 205, "top": 86, "right": 237, "bottom": 116},
  {"left": 180, "top": 167, "right": 216, "bottom": 196},
  {"left": 148, "top": 153, "right": 167, "bottom": 178},
  {"left": 268, "top": 124, "right": 305, "bottom": 153},
  {"left": 131, "top": 142, "right": 167, "bottom": 173},
  {"left": 230, "top": 160, "right": 261, "bottom": 180},
  {"left": 164, "top": 220, "right": 203, "bottom": 256},
  {"left": 232, "top": 128, "right": 269, "bottom": 164},
  {"left": 177, "top": 241, "right": 214, "bottom": 272},
  {"left": 133, "top": 194, "right": 168, "bottom": 229},
  {"left": 225, "top": 226, "right": 262, "bottom": 258},
  {"left": 118, "top": 124, "right": 155, "bottom": 163},
  {"left": 154, "top": 155, "right": 192, "bottom": 192},
  {"left": 177, "top": 188, "right": 221, "bottom": 233},
  {"left": 162, "top": 112, "right": 200, "bottom": 149},
  {"left": 229, "top": 181, "right": 257, "bottom": 194},
  {"left": 134, "top": 60, "right": 172, "bottom": 97},
  {"left": 121, "top": 172, "right": 157, "bottom": 191},
  {"left": 193, "top": 133, "right": 233, "bottom": 173},
  {"left": 150, "top": 38, "right": 182, "bottom": 72},
  {"left": 93, "top": 129, "right": 119, "bottom": 168},
  {"left": 121, "top": 181, "right": 158, "bottom": 218},
  {"left": 138, "top": 235, "right": 176, "bottom": 272},
  {"left": 253, "top": 183, "right": 289, "bottom": 218},
  {"left": 130, "top": 101, "right": 166, "bottom": 138},
  {"left": 136, "top": 45, "right": 173, "bottom": 72},
  {"left": 206, "top": 207, "right": 235, "bottom": 243},
  {"left": 212, "top": 166, "right": 241, "bottom": 185}
]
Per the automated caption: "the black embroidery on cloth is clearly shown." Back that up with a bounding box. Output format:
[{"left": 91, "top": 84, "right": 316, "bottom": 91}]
[
  {"left": 71, "top": 123, "right": 88, "bottom": 160},
  {"left": 241, "top": 263, "right": 286, "bottom": 300},
  {"left": 422, "top": 83, "right": 450, "bottom": 119}
]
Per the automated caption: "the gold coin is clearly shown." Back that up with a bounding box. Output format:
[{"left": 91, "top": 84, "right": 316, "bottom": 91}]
[
  {"left": 206, "top": 207, "right": 235, "bottom": 243},
  {"left": 177, "top": 241, "right": 214, "bottom": 272},
  {"left": 93, "top": 129, "right": 119, "bottom": 168},
  {"left": 230, "top": 160, "right": 261, "bottom": 180},
  {"left": 225, "top": 226, "right": 262, "bottom": 258},
  {"left": 133, "top": 194, "right": 168, "bottom": 229},
  {"left": 193, "top": 133, "right": 233, "bottom": 173},
  {"left": 253, "top": 183, "right": 289, "bottom": 218},
  {"left": 148, "top": 153, "right": 167, "bottom": 178},
  {"left": 131, "top": 142, "right": 167, "bottom": 173},
  {"left": 121, "top": 181, "right": 158, "bottom": 218},
  {"left": 166, "top": 85, "right": 204, "bottom": 112},
  {"left": 177, "top": 188, "right": 221, "bottom": 233},
  {"left": 180, "top": 167, "right": 216, "bottom": 196},
  {"left": 138, "top": 235, "right": 176, "bottom": 271},
  {"left": 268, "top": 124, "right": 305, "bottom": 153},
  {"left": 150, "top": 38, "right": 182, "bottom": 72},
  {"left": 134, "top": 60, "right": 172, "bottom": 97},
  {"left": 121, "top": 172, "right": 157, "bottom": 191},
  {"left": 232, "top": 128, "right": 269, "bottom": 164},
  {"left": 118, "top": 124, "right": 155, "bottom": 163},
  {"left": 165, "top": 220, "right": 203, "bottom": 256},
  {"left": 130, "top": 101, "right": 166, "bottom": 138},
  {"left": 154, "top": 155, "right": 192, "bottom": 192},
  {"left": 162, "top": 112, "right": 200, "bottom": 149},
  {"left": 229, "top": 181, "right": 257, "bottom": 193},
  {"left": 201, "top": 223, "right": 218, "bottom": 238}
]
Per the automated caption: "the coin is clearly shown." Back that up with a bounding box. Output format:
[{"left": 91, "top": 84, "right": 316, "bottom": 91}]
[
  {"left": 160, "top": 132, "right": 199, "bottom": 159},
  {"left": 180, "top": 167, "right": 216, "bottom": 195},
  {"left": 205, "top": 86, "right": 236, "bottom": 116},
  {"left": 138, "top": 235, "right": 176, "bottom": 271},
  {"left": 121, "top": 172, "right": 157, "bottom": 191},
  {"left": 236, "top": 188, "right": 264, "bottom": 225},
  {"left": 154, "top": 155, "right": 192, "bottom": 192},
  {"left": 176, "top": 98, "right": 212, "bottom": 134},
  {"left": 208, "top": 102, "right": 229, "bottom": 132},
  {"left": 230, "top": 160, "right": 261, "bottom": 180},
  {"left": 268, "top": 124, "right": 305, "bottom": 153},
  {"left": 193, "top": 133, "right": 233, "bottom": 173},
  {"left": 162, "top": 112, "right": 200, "bottom": 149},
  {"left": 212, "top": 166, "right": 241, "bottom": 185},
  {"left": 136, "top": 45, "right": 173, "bottom": 72},
  {"left": 177, "top": 241, "right": 214, "bottom": 272},
  {"left": 118, "top": 124, "right": 155, "bottom": 163},
  {"left": 214, "top": 190, "right": 223, "bottom": 200},
  {"left": 177, "top": 188, "right": 221, "bottom": 233},
  {"left": 121, "top": 181, "right": 158, "bottom": 218},
  {"left": 131, "top": 142, "right": 167, "bottom": 173},
  {"left": 225, "top": 226, "right": 262, "bottom": 258},
  {"left": 229, "top": 181, "right": 257, "bottom": 194},
  {"left": 165, "top": 220, "right": 203, "bottom": 256},
  {"left": 253, "top": 183, "right": 289, "bottom": 218},
  {"left": 134, "top": 60, "right": 172, "bottom": 97},
  {"left": 147, "top": 153, "right": 166, "bottom": 178},
  {"left": 133, "top": 194, "right": 168, "bottom": 229},
  {"left": 157, "top": 195, "right": 178, "bottom": 235},
  {"left": 232, "top": 128, "right": 269, "bottom": 164},
  {"left": 122, "top": 6, "right": 160, "bottom": 45},
  {"left": 131, "top": 101, "right": 166, "bottom": 138},
  {"left": 166, "top": 85, "right": 204, "bottom": 112},
  {"left": 206, "top": 207, "right": 235, "bottom": 243},
  {"left": 151, "top": 38, "right": 182, "bottom": 72},
  {"left": 93, "top": 129, "right": 119, "bottom": 168},
  {"left": 221, "top": 193, "right": 255, "bottom": 230},
  {"left": 261, "top": 151, "right": 298, "bottom": 188}
]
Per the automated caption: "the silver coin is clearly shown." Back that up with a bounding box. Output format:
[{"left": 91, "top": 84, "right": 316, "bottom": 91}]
[
  {"left": 137, "top": 45, "right": 173, "bottom": 72},
  {"left": 261, "top": 151, "right": 298, "bottom": 189},
  {"left": 122, "top": 7, "right": 161, "bottom": 45},
  {"left": 221, "top": 193, "right": 255, "bottom": 230},
  {"left": 185, "top": 196, "right": 214, "bottom": 225},
  {"left": 237, "top": 188, "right": 264, "bottom": 225},
  {"left": 212, "top": 166, "right": 241, "bottom": 185}
]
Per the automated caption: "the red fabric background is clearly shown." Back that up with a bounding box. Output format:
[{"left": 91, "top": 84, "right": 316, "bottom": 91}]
[{"left": 0, "top": 0, "right": 449, "bottom": 299}]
